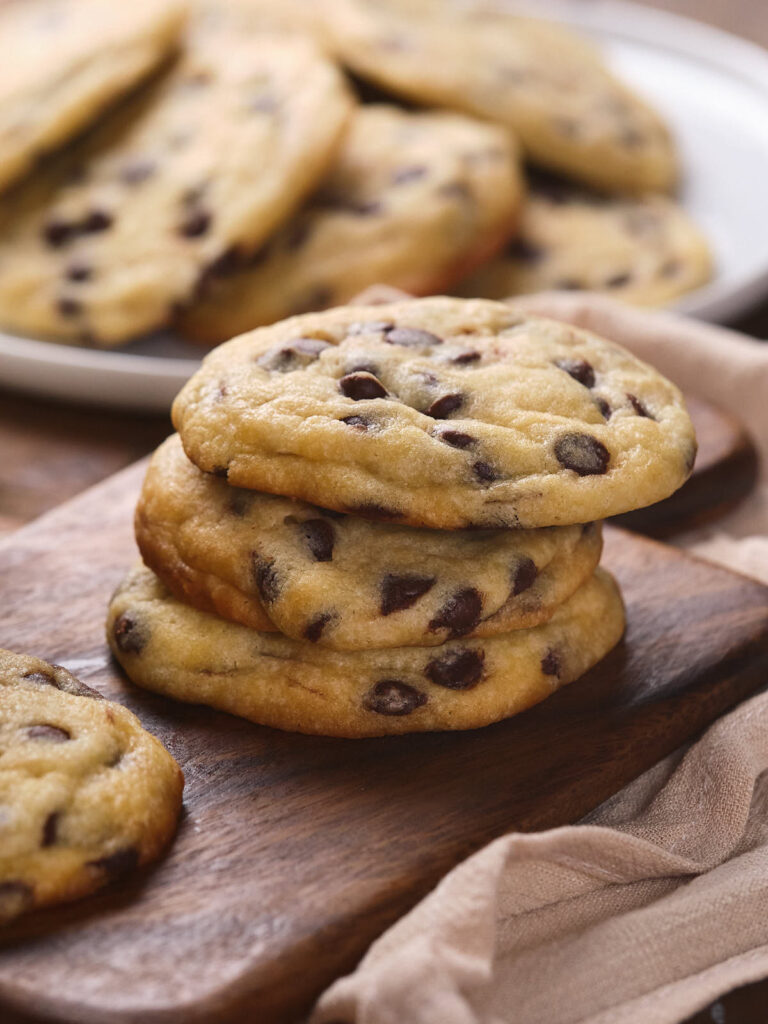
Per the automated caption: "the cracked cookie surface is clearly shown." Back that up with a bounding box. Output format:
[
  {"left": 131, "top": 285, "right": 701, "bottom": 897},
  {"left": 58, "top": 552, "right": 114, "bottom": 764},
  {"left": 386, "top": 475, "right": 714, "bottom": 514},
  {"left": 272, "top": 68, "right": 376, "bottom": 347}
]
[
  {"left": 172, "top": 297, "right": 696, "bottom": 529},
  {"left": 181, "top": 104, "right": 523, "bottom": 342},
  {"left": 0, "top": 27, "right": 352, "bottom": 345},
  {"left": 0, "top": 649, "right": 183, "bottom": 923},
  {"left": 324, "top": 0, "right": 676, "bottom": 193},
  {"left": 136, "top": 434, "right": 602, "bottom": 650},
  {"left": 107, "top": 564, "right": 625, "bottom": 737}
]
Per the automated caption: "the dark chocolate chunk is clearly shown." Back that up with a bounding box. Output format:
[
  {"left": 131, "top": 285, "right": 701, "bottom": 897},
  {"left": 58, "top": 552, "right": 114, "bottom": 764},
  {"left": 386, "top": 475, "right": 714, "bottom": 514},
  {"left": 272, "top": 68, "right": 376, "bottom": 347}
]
[
  {"left": 555, "top": 358, "right": 595, "bottom": 389},
  {"left": 595, "top": 397, "right": 612, "bottom": 420},
  {"left": 339, "top": 372, "right": 387, "bottom": 400},
  {"left": 380, "top": 574, "right": 436, "bottom": 615},
  {"left": 627, "top": 393, "right": 654, "bottom": 419},
  {"left": 303, "top": 613, "right": 334, "bottom": 643},
  {"left": 392, "top": 165, "right": 427, "bottom": 184},
  {"left": 252, "top": 556, "right": 280, "bottom": 604},
  {"left": 425, "top": 648, "right": 484, "bottom": 690},
  {"left": 541, "top": 649, "right": 561, "bottom": 676},
  {"left": 26, "top": 724, "right": 70, "bottom": 742},
  {"left": 179, "top": 210, "right": 211, "bottom": 238},
  {"left": 512, "top": 556, "right": 537, "bottom": 595},
  {"left": 473, "top": 460, "right": 498, "bottom": 483},
  {"left": 42, "top": 812, "right": 59, "bottom": 847},
  {"left": 43, "top": 218, "right": 74, "bottom": 247},
  {"left": 87, "top": 847, "right": 139, "bottom": 878},
  {"left": 436, "top": 429, "right": 475, "bottom": 450},
  {"left": 426, "top": 393, "right": 463, "bottom": 419},
  {"left": 451, "top": 350, "right": 481, "bottom": 365},
  {"left": 554, "top": 433, "right": 610, "bottom": 475},
  {"left": 113, "top": 613, "right": 148, "bottom": 655},
  {"left": 363, "top": 680, "right": 427, "bottom": 716},
  {"left": 428, "top": 587, "right": 482, "bottom": 637},
  {"left": 385, "top": 326, "right": 443, "bottom": 348},
  {"left": 300, "top": 518, "right": 335, "bottom": 561}
]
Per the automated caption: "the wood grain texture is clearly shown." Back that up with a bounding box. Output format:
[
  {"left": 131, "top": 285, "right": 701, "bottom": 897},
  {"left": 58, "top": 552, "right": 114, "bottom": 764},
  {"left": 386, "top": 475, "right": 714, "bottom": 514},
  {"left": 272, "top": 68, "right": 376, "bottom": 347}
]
[{"left": 0, "top": 461, "right": 766, "bottom": 1024}]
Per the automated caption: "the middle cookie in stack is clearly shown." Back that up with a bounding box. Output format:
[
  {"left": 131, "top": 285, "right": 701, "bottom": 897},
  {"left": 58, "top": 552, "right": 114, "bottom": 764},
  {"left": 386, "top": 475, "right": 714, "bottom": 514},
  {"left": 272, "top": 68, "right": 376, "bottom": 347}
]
[{"left": 108, "top": 296, "right": 696, "bottom": 737}]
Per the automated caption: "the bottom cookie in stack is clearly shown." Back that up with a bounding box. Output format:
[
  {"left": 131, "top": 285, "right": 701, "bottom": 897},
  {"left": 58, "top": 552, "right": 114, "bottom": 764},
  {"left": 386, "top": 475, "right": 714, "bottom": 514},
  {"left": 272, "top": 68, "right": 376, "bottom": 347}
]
[{"left": 108, "top": 563, "right": 623, "bottom": 738}]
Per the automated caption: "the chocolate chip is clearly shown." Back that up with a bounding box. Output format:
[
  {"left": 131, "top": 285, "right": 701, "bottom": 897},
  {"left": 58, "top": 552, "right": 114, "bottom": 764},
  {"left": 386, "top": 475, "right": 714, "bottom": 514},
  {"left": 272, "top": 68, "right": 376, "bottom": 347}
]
[
  {"left": 627, "top": 393, "right": 654, "bottom": 419},
  {"left": 508, "top": 238, "right": 545, "bottom": 263},
  {"left": 82, "top": 209, "right": 112, "bottom": 233},
  {"left": 346, "top": 320, "right": 394, "bottom": 336},
  {"left": 605, "top": 272, "right": 632, "bottom": 289},
  {"left": 206, "top": 246, "right": 246, "bottom": 278},
  {"left": 555, "top": 358, "right": 595, "bottom": 389},
  {"left": 65, "top": 262, "right": 92, "bottom": 282},
  {"left": 451, "top": 350, "right": 481, "bottom": 365},
  {"left": 429, "top": 588, "right": 482, "bottom": 637},
  {"left": 436, "top": 429, "right": 475, "bottom": 449},
  {"left": 22, "top": 670, "right": 56, "bottom": 687},
  {"left": 211, "top": 465, "right": 229, "bottom": 478},
  {"left": 380, "top": 574, "right": 436, "bottom": 615},
  {"left": 554, "top": 433, "right": 610, "bottom": 475},
  {"left": 392, "top": 165, "right": 427, "bottom": 184},
  {"left": 87, "top": 847, "right": 139, "bottom": 878},
  {"left": 595, "top": 397, "right": 612, "bottom": 419},
  {"left": 300, "top": 518, "right": 335, "bottom": 561},
  {"left": 42, "top": 812, "right": 59, "bottom": 847},
  {"left": 341, "top": 415, "right": 371, "bottom": 430},
  {"left": 257, "top": 337, "right": 332, "bottom": 371},
  {"left": 119, "top": 159, "right": 156, "bottom": 185},
  {"left": 303, "top": 613, "right": 334, "bottom": 643},
  {"left": 512, "top": 556, "right": 537, "bottom": 595},
  {"left": 339, "top": 372, "right": 387, "bottom": 400},
  {"left": 350, "top": 503, "right": 402, "bottom": 520},
  {"left": 425, "top": 648, "right": 484, "bottom": 690},
  {"left": 57, "top": 297, "right": 82, "bottom": 317},
  {"left": 252, "top": 556, "right": 280, "bottom": 604},
  {"left": 113, "top": 613, "right": 149, "bottom": 655},
  {"left": 385, "top": 327, "right": 443, "bottom": 348},
  {"left": 26, "top": 724, "right": 70, "bottom": 742},
  {"left": 426, "top": 393, "right": 463, "bottom": 419},
  {"left": 43, "top": 218, "right": 73, "bottom": 247},
  {"left": 179, "top": 210, "right": 211, "bottom": 238},
  {"left": 363, "top": 680, "right": 427, "bottom": 716},
  {"left": 473, "top": 460, "right": 498, "bottom": 483},
  {"left": 541, "top": 649, "right": 561, "bottom": 676}
]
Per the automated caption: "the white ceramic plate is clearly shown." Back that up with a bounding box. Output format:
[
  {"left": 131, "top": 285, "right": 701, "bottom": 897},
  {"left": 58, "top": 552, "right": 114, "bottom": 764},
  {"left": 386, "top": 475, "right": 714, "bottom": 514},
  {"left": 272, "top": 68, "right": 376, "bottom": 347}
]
[{"left": 1, "top": 0, "right": 768, "bottom": 412}]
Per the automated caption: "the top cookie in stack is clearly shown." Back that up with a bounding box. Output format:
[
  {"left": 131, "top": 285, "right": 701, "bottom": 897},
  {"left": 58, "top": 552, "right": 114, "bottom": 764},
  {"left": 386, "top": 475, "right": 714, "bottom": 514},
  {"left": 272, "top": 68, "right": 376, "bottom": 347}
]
[{"left": 108, "top": 296, "right": 694, "bottom": 737}]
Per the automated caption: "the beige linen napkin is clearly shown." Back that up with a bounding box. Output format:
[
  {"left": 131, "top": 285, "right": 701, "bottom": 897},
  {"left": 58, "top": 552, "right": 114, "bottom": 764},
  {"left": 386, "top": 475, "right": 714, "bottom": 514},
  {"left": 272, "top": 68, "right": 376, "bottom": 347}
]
[{"left": 313, "top": 295, "right": 768, "bottom": 1024}]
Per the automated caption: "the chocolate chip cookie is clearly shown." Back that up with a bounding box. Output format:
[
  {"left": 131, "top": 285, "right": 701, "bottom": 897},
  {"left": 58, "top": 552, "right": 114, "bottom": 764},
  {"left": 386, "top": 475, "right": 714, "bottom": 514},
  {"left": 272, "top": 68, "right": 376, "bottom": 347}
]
[
  {"left": 136, "top": 435, "right": 602, "bottom": 649},
  {"left": 0, "top": 0, "right": 186, "bottom": 194},
  {"left": 180, "top": 104, "right": 524, "bottom": 342},
  {"left": 108, "top": 564, "right": 625, "bottom": 737},
  {"left": 457, "top": 172, "right": 712, "bottom": 306},
  {"left": 0, "top": 649, "right": 183, "bottom": 923},
  {"left": 324, "top": 0, "right": 677, "bottom": 194},
  {"left": 0, "top": 28, "right": 352, "bottom": 345},
  {"left": 172, "top": 297, "right": 696, "bottom": 529}
]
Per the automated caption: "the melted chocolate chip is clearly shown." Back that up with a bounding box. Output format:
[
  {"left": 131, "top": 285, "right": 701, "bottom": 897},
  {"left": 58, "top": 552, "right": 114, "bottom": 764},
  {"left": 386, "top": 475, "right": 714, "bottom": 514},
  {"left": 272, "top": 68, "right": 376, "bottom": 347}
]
[
  {"left": 57, "top": 297, "right": 82, "bottom": 317},
  {"left": 380, "top": 574, "right": 436, "bottom": 615},
  {"left": 541, "top": 649, "right": 561, "bottom": 677},
  {"left": 26, "top": 724, "right": 70, "bottom": 743},
  {"left": 346, "top": 320, "right": 394, "bottom": 337},
  {"left": 363, "top": 680, "right": 427, "bottom": 716},
  {"left": 436, "top": 429, "right": 475, "bottom": 449},
  {"left": 595, "top": 397, "right": 612, "bottom": 420},
  {"left": 179, "top": 210, "right": 211, "bottom": 238},
  {"left": 300, "top": 518, "right": 335, "bottom": 561},
  {"left": 555, "top": 358, "right": 595, "bottom": 389},
  {"left": 87, "top": 847, "right": 139, "bottom": 878},
  {"left": 627, "top": 393, "right": 654, "bottom": 419},
  {"left": 392, "top": 165, "right": 427, "bottom": 184},
  {"left": 42, "top": 812, "right": 59, "bottom": 847},
  {"left": 451, "top": 350, "right": 481, "bottom": 365},
  {"left": 252, "top": 556, "right": 280, "bottom": 604},
  {"left": 339, "top": 372, "right": 387, "bottom": 400},
  {"left": 425, "top": 648, "right": 484, "bottom": 690},
  {"left": 512, "top": 556, "right": 537, "bottom": 595},
  {"left": 385, "top": 327, "right": 443, "bottom": 348},
  {"left": 554, "top": 433, "right": 610, "bottom": 476},
  {"left": 341, "top": 415, "right": 372, "bottom": 430},
  {"left": 429, "top": 588, "right": 482, "bottom": 637},
  {"left": 426, "top": 393, "right": 463, "bottom": 418},
  {"left": 113, "top": 613, "right": 148, "bottom": 655},
  {"left": 473, "top": 460, "right": 498, "bottom": 483},
  {"left": 65, "top": 262, "right": 92, "bottom": 282},
  {"left": 303, "top": 613, "right": 334, "bottom": 643}
]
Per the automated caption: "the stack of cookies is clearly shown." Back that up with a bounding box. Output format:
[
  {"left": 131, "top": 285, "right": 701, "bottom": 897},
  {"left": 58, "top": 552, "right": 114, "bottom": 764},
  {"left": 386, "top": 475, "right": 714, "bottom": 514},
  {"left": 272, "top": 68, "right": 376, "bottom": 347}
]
[{"left": 107, "top": 296, "right": 696, "bottom": 737}]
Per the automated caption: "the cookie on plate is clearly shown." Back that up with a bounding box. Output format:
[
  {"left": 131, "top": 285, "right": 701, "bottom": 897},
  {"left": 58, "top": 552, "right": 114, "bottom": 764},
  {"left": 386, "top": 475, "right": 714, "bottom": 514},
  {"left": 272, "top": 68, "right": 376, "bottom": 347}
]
[
  {"left": 181, "top": 104, "right": 524, "bottom": 342},
  {"left": 457, "top": 172, "right": 712, "bottom": 306},
  {"left": 0, "top": 0, "right": 186, "bottom": 194},
  {"left": 172, "top": 297, "right": 696, "bottom": 530},
  {"left": 108, "top": 564, "right": 625, "bottom": 737},
  {"left": 136, "top": 435, "right": 602, "bottom": 649},
  {"left": 324, "top": 0, "right": 677, "bottom": 194},
  {"left": 0, "top": 649, "right": 183, "bottom": 923},
  {"left": 0, "top": 28, "right": 352, "bottom": 345}
]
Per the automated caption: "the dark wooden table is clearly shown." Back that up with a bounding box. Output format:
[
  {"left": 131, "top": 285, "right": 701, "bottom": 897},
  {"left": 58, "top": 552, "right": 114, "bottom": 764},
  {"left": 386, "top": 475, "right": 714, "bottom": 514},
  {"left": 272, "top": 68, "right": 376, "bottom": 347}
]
[{"left": 0, "top": 2, "right": 766, "bottom": 1021}]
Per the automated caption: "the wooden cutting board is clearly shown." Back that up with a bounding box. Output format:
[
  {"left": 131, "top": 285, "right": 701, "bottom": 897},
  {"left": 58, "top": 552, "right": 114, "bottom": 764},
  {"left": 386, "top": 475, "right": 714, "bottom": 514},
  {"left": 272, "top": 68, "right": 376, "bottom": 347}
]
[{"left": 0, "top": 462, "right": 767, "bottom": 1024}]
